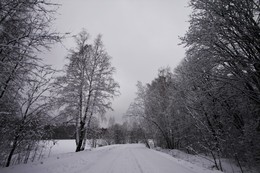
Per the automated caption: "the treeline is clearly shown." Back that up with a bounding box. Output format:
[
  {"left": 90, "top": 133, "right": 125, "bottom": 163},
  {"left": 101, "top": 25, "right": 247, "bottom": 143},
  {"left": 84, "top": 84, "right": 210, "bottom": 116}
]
[
  {"left": 103, "top": 118, "right": 146, "bottom": 145},
  {"left": 127, "top": 0, "right": 260, "bottom": 172},
  {"left": 44, "top": 121, "right": 145, "bottom": 146},
  {"left": 44, "top": 125, "right": 75, "bottom": 139}
]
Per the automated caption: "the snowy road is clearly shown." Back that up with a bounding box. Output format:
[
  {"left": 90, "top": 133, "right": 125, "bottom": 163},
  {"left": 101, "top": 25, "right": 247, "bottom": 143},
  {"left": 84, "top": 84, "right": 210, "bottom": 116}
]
[{"left": 1, "top": 144, "right": 220, "bottom": 173}]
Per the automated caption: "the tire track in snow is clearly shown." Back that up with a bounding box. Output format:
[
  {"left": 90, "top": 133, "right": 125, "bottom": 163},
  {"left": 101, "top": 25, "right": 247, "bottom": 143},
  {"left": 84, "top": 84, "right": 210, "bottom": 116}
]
[
  {"left": 106, "top": 148, "right": 123, "bottom": 173},
  {"left": 76, "top": 146, "right": 119, "bottom": 173},
  {"left": 129, "top": 148, "right": 145, "bottom": 173}
]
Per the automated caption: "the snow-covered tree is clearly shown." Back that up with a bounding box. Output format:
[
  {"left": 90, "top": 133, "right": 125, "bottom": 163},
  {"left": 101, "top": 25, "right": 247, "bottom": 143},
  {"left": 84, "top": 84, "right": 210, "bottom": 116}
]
[
  {"left": 1, "top": 67, "right": 56, "bottom": 167},
  {"left": 55, "top": 30, "right": 119, "bottom": 152},
  {"left": 182, "top": 0, "right": 260, "bottom": 112},
  {"left": 178, "top": 0, "right": 260, "bottom": 170},
  {"left": 0, "top": 0, "right": 61, "bottom": 100},
  {"left": 127, "top": 68, "right": 186, "bottom": 149},
  {"left": 0, "top": 0, "right": 62, "bottom": 167}
]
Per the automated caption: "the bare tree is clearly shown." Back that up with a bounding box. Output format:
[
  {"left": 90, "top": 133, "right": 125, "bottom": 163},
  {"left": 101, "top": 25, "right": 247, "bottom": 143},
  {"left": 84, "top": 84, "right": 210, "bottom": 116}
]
[
  {"left": 0, "top": 0, "right": 63, "bottom": 167},
  {"left": 0, "top": 0, "right": 61, "bottom": 100},
  {"left": 127, "top": 68, "right": 185, "bottom": 149},
  {"left": 2, "top": 67, "right": 56, "bottom": 167},
  {"left": 178, "top": 0, "right": 260, "bottom": 170},
  {"left": 55, "top": 29, "right": 119, "bottom": 152}
]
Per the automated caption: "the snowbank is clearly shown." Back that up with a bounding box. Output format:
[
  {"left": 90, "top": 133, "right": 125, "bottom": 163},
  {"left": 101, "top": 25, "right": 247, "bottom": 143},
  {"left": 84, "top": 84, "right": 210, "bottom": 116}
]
[{"left": 156, "top": 148, "right": 258, "bottom": 173}]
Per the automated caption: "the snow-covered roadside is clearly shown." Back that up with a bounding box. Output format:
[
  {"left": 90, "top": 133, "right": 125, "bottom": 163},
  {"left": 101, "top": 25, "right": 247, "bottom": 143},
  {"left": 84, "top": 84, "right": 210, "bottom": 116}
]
[
  {"left": 155, "top": 148, "right": 257, "bottom": 173},
  {"left": 45, "top": 140, "right": 91, "bottom": 156},
  {"left": 0, "top": 144, "right": 119, "bottom": 173},
  {"left": 46, "top": 139, "right": 107, "bottom": 156},
  {"left": 4, "top": 139, "right": 93, "bottom": 167}
]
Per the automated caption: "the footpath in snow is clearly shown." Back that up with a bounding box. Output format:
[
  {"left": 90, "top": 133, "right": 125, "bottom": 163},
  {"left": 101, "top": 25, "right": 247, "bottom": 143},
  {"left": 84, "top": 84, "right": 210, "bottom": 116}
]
[{"left": 1, "top": 144, "right": 222, "bottom": 173}]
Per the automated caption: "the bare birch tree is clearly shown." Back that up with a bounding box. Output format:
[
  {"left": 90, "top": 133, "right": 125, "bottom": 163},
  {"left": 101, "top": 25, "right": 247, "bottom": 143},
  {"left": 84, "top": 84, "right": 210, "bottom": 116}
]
[{"left": 55, "top": 30, "right": 119, "bottom": 152}]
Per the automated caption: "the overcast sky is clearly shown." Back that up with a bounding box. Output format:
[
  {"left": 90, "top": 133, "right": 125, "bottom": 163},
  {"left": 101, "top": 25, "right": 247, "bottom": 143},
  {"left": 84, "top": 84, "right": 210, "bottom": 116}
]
[{"left": 44, "top": 0, "right": 191, "bottom": 124}]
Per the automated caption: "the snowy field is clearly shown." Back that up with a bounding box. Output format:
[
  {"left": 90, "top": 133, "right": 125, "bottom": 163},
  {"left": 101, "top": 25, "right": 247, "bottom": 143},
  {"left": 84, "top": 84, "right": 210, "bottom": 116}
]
[
  {"left": 1, "top": 143, "right": 222, "bottom": 173},
  {"left": 45, "top": 140, "right": 91, "bottom": 156},
  {"left": 35, "top": 139, "right": 103, "bottom": 158}
]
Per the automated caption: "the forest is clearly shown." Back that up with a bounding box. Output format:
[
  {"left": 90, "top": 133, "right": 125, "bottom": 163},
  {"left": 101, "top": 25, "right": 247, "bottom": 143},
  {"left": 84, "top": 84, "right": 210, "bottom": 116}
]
[{"left": 0, "top": 0, "right": 259, "bottom": 172}]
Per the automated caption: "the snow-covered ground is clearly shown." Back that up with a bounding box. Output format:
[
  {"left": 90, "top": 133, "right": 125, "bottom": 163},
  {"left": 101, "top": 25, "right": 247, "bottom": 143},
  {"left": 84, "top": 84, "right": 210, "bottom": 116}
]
[
  {"left": 156, "top": 148, "right": 257, "bottom": 173},
  {"left": 1, "top": 143, "right": 222, "bottom": 173},
  {"left": 35, "top": 139, "right": 104, "bottom": 158},
  {"left": 5, "top": 139, "right": 98, "bottom": 166},
  {"left": 46, "top": 140, "right": 91, "bottom": 156}
]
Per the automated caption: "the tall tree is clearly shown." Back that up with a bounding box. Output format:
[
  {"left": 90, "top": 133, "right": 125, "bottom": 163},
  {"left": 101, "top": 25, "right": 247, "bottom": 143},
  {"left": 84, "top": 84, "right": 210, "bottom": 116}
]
[{"left": 56, "top": 30, "right": 119, "bottom": 152}]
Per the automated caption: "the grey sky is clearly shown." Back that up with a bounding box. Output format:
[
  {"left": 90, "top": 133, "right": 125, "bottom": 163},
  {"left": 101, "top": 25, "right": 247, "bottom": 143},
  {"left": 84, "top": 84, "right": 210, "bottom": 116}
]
[{"left": 44, "top": 0, "right": 191, "bottom": 124}]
